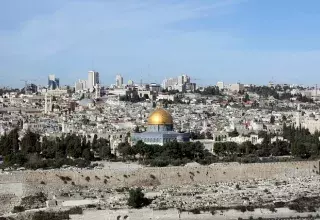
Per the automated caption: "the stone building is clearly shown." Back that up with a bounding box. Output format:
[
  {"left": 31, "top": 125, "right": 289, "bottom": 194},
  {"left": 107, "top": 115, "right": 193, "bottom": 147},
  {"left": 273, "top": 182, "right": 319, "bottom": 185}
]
[{"left": 132, "top": 108, "right": 190, "bottom": 145}]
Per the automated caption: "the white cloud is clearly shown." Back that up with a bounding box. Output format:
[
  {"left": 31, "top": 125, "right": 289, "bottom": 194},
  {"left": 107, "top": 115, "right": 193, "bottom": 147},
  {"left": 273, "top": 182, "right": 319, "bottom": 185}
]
[{"left": 0, "top": 0, "right": 241, "bottom": 59}]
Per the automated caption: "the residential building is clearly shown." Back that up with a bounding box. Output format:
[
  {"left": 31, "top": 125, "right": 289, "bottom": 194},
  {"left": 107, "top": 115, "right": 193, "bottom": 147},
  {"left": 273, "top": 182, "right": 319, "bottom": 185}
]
[
  {"left": 88, "top": 71, "right": 99, "bottom": 89},
  {"left": 48, "top": 74, "right": 59, "bottom": 90},
  {"left": 116, "top": 74, "right": 123, "bottom": 88},
  {"left": 75, "top": 79, "right": 87, "bottom": 92},
  {"left": 217, "top": 82, "right": 224, "bottom": 90}
]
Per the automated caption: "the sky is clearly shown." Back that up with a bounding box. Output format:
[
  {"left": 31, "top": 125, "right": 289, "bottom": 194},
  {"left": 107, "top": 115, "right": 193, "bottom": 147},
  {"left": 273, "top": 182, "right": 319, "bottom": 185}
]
[{"left": 1, "top": 0, "right": 320, "bottom": 87}]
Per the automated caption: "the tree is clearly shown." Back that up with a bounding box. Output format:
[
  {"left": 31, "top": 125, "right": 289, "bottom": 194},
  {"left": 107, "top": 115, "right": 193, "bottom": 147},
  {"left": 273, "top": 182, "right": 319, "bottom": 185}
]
[
  {"left": 270, "top": 115, "right": 275, "bottom": 124},
  {"left": 143, "top": 94, "right": 149, "bottom": 100},
  {"left": 99, "top": 138, "right": 111, "bottom": 159},
  {"left": 197, "top": 86, "right": 220, "bottom": 96},
  {"left": 20, "top": 130, "right": 40, "bottom": 154},
  {"left": 127, "top": 188, "right": 151, "bottom": 208},
  {"left": 118, "top": 142, "right": 135, "bottom": 160},
  {"left": 0, "top": 128, "right": 20, "bottom": 156},
  {"left": 243, "top": 93, "right": 250, "bottom": 102},
  {"left": 9, "top": 128, "right": 20, "bottom": 153},
  {"left": 4, "top": 152, "right": 27, "bottom": 167},
  {"left": 206, "top": 131, "right": 213, "bottom": 139},
  {"left": 41, "top": 137, "right": 56, "bottom": 159},
  {"left": 282, "top": 115, "right": 287, "bottom": 122},
  {"left": 92, "top": 134, "right": 98, "bottom": 146},
  {"left": 134, "top": 126, "right": 140, "bottom": 133},
  {"left": 82, "top": 148, "right": 93, "bottom": 161}
]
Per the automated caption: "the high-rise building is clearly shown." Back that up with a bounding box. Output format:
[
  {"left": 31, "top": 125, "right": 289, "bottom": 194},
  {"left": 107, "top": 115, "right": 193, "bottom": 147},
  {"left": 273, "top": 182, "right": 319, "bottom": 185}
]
[
  {"left": 178, "top": 75, "right": 184, "bottom": 85},
  {"left": 162, "top": 74, "right": 192, "bottom": 92},
  {"left": 88, "top": 71, "right": 99, "bottom": 89},
  {"left": 181, "top": 74, "right": 190, "bottom": 84},
  {"left": 150, "top": 83, "right": 161, "bottom": 92},
  {"left": 217, "top": 82, "right": 224, "bottom": 90},
  {"left": 116, "top": 74, "right": 123, "bottom": 88},
  {"left": 75, "top": 79, "right": 87, "bottom": 91},
  {"left": 230, "top": 83, "right": 244, "bottom": 92},
  {"left": 48, "top": 74, "right": 59, "bottom": 90}
]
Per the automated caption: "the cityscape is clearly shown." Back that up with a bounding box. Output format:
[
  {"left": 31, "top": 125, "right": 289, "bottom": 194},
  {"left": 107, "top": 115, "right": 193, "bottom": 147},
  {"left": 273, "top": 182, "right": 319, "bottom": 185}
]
[
  {"left": 1, "top": 71, "right": 320, "bottom": 220},
  {"left": 1, "top": 1, "right": 320, "bottom": 220}
]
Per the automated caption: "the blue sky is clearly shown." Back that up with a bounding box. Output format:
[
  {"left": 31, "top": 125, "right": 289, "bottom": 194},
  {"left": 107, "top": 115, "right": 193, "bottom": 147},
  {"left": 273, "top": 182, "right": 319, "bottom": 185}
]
[{"left": 1, "top": 0, "right": 320, "bottom": 87}]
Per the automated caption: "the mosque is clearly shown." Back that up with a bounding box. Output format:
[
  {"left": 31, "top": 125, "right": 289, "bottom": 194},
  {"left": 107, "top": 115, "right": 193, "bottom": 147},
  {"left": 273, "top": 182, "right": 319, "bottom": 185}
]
[{"left": 131, "top": 108, "right": 190, "bottom": 145}]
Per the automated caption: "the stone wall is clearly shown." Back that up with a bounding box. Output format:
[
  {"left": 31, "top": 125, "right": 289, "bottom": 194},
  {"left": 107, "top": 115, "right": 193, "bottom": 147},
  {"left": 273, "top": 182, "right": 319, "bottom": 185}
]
[
  {"left": 0, "top": 161, "right": 318, "bottom": 193},
  {"left": 0, "top": 161, "right": 319, "bottom": 214},
  {"left": 0, "top": 160, "right": 319, "bottom": 213}
]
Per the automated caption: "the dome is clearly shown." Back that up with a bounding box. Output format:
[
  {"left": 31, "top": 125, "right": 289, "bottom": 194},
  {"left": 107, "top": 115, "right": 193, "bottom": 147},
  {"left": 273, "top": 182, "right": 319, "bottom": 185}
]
[{"left": 148, "top": 108, "right": 173, "bottom": 125}]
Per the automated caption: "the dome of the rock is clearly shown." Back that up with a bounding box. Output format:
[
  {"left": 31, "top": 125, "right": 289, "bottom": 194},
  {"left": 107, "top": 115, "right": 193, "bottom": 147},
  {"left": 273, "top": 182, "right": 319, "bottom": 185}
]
[{"left": 147, "top": 108, "right": 173, "bottom": 125}]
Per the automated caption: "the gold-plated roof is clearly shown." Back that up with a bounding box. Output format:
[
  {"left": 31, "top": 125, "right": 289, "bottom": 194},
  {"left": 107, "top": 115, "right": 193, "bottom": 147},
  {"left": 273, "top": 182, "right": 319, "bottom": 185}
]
[{"left": 148, "top": 108, "right": 173, "bottom": 125}]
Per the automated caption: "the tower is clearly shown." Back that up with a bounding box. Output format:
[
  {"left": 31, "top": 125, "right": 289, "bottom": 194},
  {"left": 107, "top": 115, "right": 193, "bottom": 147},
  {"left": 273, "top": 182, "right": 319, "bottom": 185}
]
[
  {"left": 296, "top": 104, "right": 302, "bottom": 128},
  {"left": 88, "top": 71, "right": 99, "bottom": 89},
  {"left": 48, "top": 74, "right": 59, "bottom": 90},
  {"left": 95, "top": 84, "right": 100, "bottom": 99},
  {"left": 49, "top": 96, "right": 52, "bottom": 112},
  {"left": 116, "top": 74, "right": 123, "bottom": 88},
  {"left": 44, "top": 93, "right": 48, "bottom": 114}
]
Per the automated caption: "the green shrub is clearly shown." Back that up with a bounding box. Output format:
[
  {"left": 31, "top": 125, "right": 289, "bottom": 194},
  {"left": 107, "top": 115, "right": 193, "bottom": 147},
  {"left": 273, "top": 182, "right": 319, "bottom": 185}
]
[
  {"left": 191, "top": 209, "right": 200, "bottom": 214},
  {"left": 127, "top": 188, "right": 152, "bottom": 209},
  {"left": 20, "top": 192, "right": 47, "bottom": 210},
  {"left": 247, "top": 206, "right": 255, "bottom": 212},
  {"left": 269, "top": 206, "right": 277, "bottom": 212},
  {"left": 150, "top": 174, "right": 156, "bottom": 179},
  {"left": 12, "top": 206, "right": 25, "bottom": 213},
  {"left": 68, "top": 206, "right": 83, "bottom": 215},
  {"left": 32, "top": 211, "right": 70, "bottom": 220}
]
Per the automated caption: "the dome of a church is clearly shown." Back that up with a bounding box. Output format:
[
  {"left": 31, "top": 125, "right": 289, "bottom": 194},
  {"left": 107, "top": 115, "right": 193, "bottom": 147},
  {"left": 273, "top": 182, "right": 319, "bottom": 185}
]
[{"left": 148, "top": 108, "right": 173, "bottom": 125}]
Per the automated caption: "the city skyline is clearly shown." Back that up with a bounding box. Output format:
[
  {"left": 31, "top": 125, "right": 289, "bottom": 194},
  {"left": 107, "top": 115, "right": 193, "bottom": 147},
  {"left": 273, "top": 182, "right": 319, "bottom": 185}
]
[{"left": 2, "top": 0, "right": 320, "bottom": 87}]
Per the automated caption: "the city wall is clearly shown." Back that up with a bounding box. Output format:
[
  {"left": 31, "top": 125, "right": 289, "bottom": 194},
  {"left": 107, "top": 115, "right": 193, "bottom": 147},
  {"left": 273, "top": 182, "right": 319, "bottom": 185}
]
[
  {"left": 0, "top": 161, "right": 319, "bottom": 195},
  {"left": 0, "top": 161, "right": 319, "bottom": 214}
]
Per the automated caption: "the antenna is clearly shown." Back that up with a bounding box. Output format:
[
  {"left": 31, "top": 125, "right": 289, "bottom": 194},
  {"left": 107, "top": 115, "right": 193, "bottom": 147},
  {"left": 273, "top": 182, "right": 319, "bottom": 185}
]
[{"left": 147, "top": 64, "right": 150, "bottom": 84}]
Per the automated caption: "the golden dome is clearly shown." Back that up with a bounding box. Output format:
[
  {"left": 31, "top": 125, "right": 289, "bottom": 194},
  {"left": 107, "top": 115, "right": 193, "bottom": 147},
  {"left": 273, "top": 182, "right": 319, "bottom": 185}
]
[{"left": 148, "top": 108, "right": 173, "bottom": 125}]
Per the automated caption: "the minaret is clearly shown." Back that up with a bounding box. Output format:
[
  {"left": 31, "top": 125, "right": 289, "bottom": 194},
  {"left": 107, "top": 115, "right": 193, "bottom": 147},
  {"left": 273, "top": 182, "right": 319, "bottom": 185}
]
[
  {"left": 49, "top": 96, "right": 52, "bottom": 112},
  {"left": 44, "top": 93, "right": 48, "bottom": 114},
  {"left": 95, "top": 84, "right": 100, "bottom": 99},
  {"left": 203, "top": 120, "right": 207, "bottom": 129},
  {"left": 296, "top": 104, "right": 301, "bottom": 128}
]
